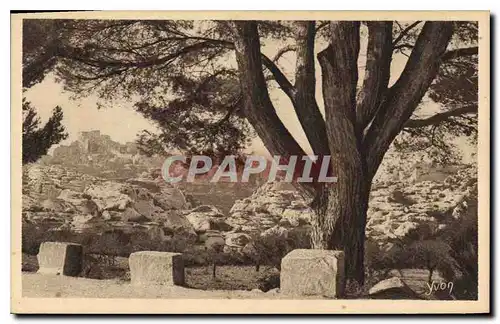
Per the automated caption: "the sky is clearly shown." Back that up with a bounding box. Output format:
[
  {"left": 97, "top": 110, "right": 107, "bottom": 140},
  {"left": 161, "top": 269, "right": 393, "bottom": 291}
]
[{"left": 23, "top": 23, "right": 474, "bottom": 162}]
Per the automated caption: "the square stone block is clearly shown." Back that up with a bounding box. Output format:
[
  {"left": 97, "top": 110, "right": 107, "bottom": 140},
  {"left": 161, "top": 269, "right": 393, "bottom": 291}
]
[
  {"left": 129, "top": 251, "right": 185, "bottom": 286},
  {"left": 280, "top": 249, "right": 345, "bottom": 298},
  {"left": 37, "top": 242, "right": 83, "bottom": 276}
]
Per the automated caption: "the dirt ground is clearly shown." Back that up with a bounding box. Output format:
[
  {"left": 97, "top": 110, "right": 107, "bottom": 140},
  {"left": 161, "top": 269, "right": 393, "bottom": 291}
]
[
  {"left": 22, "top": 253, "right": 279, "bottom": 291},
  {"left": 21, "top": 254, "right": 443, "bottom": 300},
  {"left": 21, "top": 272, "right": 316, "bottom": 299}
]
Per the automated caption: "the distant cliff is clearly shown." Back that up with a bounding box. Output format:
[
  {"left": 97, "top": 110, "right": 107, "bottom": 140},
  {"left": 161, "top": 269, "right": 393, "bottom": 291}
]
[{"left": 42, "top": 130, "right": 165, "bottom": 179}]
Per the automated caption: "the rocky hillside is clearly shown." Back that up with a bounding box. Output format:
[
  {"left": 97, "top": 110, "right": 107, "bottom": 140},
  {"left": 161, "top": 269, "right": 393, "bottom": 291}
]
[
  {"left": 22, "top": 157, "right": 477, "bottom": 261},
  {"left": 22, "top": 164, "right": 196, "bottom": 244},
  {"left": 226, "top": 164, "right": 477, "bottom": 247},
  {"left": 22, "top": 163, "right": 258, "bottom": 255}
]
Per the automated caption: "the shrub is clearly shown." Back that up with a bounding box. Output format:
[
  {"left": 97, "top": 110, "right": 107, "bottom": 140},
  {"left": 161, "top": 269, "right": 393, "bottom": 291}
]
[
  {"left": 256, "top": 269, "right": 280, "bottom": 292},
  {"left": 365, "top": 195, "right": 478, "bottom": 301},
  {"left": 438, "top": 194, "right": 478, "bottom": 300},
  {"left": 247, "top": 227, "right": 311, "bottom": 270},
  {"left": 204, "top": 236, "right": 225, "bottom": 279}
]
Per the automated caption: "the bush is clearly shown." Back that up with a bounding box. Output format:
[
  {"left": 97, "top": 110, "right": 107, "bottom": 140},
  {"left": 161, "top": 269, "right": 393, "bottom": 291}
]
[
  {"left": 181, "top": 247, "right": 251, "bottom": 267},
  {"left": 364, "top": 191, "right": 478, "bottom": 301},
  {"left": 438, "top": 195, "right": 478, "bottom": 300},
  {"left": 256, "top": 269, "right": 280, "bottom": 292},
  {"left": 247, "top": 227, "right": 311, "bottom": 270}
]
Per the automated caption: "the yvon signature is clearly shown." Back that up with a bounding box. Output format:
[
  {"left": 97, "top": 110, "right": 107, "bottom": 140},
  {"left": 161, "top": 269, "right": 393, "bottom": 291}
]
[{"left": 425, "top": 281, "right": 454, "bottom": 295}]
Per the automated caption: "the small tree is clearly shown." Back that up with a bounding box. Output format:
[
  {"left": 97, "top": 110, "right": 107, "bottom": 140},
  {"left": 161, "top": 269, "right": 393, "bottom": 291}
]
[
  {"left": 404, "top": 240, "right": 458, "bottom": 285},
  {"left": 22, "top": 99, "right": 68, "bottom": 164},
  {"left": 204, "top": 236, "right": 225, "bottom": 279}
]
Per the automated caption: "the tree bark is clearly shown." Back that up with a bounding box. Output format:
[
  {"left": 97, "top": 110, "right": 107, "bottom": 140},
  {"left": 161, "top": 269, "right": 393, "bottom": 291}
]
[
  {"left": 356, "top": 22, "right": 393, "bottom": 132},
  {"left": 310, "top": 175, "right": 371, "bottom": 285},
  {"left": 293, "top": 21, "right": 330, "bottom": 157},
  {"left": 313, "top": 22, "right": 369, "bottom": 285}
]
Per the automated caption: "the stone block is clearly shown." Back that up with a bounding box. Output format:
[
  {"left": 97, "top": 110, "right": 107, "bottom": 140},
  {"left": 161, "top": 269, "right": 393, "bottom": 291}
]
[
  {"left": 280, "top": 249, "right": 345, "bottom": 298},
  {"left": 129, "top": 251, "right": 184, "bottom": 286},
  {"left": 37, "top": 242, "right": 83, "bottom": 276}
]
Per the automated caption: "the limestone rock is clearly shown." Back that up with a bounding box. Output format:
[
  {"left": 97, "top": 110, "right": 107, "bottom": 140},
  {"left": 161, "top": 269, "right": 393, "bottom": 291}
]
[
  {"left": 84, "top": 182, "right": 132, "bottom": 211},
  {"left": 280, "top": 249, "right": 345, "bottom": 298},
  {"left": 225, "top": 232, "right": 252, "bottom": 249},
  {"left": 226, "top": 182, "right": 313, "bottom": 233},
  {"left": 368, "top": 277, "right": 420, "bottom": 299},
  {"left": 155, "top": 187, "right": 188, "bottom": 210},
  {"left": 37, "top": 242, "right": 83, "bottom": 276},
  {"left": 129, "top": 251, "right": 185, "bottom": 286},
  {"left": 185, "top": 205, "right": 231, "bottom": 233}
]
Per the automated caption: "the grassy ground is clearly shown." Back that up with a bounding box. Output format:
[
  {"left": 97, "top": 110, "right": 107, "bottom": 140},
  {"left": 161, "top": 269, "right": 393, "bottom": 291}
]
[{"left": 185, "top": 265, "right": 279, "bottom": 291}]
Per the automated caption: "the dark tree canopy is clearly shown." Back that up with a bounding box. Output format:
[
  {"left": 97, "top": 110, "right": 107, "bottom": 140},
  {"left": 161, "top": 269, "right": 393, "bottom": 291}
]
[{"left": 22, "top": 100, "right": 68, "bottom": 164}]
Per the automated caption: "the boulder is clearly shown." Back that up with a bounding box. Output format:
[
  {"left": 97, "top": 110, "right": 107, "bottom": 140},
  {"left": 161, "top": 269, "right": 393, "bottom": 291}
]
[
  {"left": 282, "top": 208, "right": 312, "bottom": 226},
  {"left": 225, "top": 232, "right": 251, "bottom": 248},
  {"left": 186, "top": 213, "right": 211, "bottom": 232},
  {"left": 368, "top": 277, "right": 421, "bottom": 299},
  {"left": 133, "top": 199, "right": 163, "bottom": 219},
  {"left": 129, "top": 251, "right": 185, "bottom": 286},
  {"left": 280, "top": 249, "right": 345, "bottom": 298},
  {"left": 37, "top": 242, "right": 83, "bottom": 276},
  {"left": 205, "top": 236, "right": 225, "bottom": 252},
  {"left": 154, "top": 187, "right": 188, "bottom": 210},
  {"left": 185, "top": 205, "right": 231, "bottom": 233},
  {"left": 84, "top": 182, "right": 132, "bottom": 211},
  {"left": 121, "top": 207, "right": 149, "bottom": 223},
  {"left": 160, "top": 212, "right": 197, "bottom": 240}
]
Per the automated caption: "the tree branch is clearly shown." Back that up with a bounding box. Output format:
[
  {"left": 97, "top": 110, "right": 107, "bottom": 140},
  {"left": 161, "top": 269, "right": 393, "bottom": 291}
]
[
  {"left": 319, "top": 22, "right": 360, "bottom": 127},
  {"left": 356, "top": 22, "right": 393, "bottom": 132},
  {"left": 58, "top": 41, "right": 221, "bottom": 71},
  {"left": 260, "top": 54, "right": 296, "bottom": 100},
  {"left": 58, "top": 35, "right": 297, "bottom": 103},
  {"left": 315, "top": 21, "right": 329, "bottom": 33},
  {"left": 195, "top": 37, "right": 297, "bottom": 102},
  {"left": 293, "top": 21, "right": 330, "bottom": 156},
  {"left": 442, "top": 46, "right": 478, "bottom": 61},
  {"left": 393, "top": 21, "right": 422, "bottom": 46},
  {"left": 272, "top": 44, "right": 296, "bottom": 62},
  {"left": 231, "top": 21, "right": 315, "bottom": 196},
  {"left": 404, "top": 105, "right": 477, "bottom": 128},
  {"left": 318, "top": 21, "right": 364, "bottom": 183},
  {"left": 363, "top": 22, "right": 454, "bottom": 179}
]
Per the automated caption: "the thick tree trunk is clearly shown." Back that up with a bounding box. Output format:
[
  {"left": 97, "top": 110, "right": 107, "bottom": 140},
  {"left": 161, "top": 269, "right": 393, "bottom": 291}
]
[
  {"left": 313, "top": 22, "right": 369, "bottom": 285},
  {"left": 310, "top": 174, "right": 371, "bottom": 286}
]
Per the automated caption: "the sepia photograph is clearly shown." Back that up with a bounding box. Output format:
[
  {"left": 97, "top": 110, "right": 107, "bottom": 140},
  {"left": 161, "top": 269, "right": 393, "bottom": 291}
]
[{"left": 10, "top": 10, "right": 490, "bottom": 314}]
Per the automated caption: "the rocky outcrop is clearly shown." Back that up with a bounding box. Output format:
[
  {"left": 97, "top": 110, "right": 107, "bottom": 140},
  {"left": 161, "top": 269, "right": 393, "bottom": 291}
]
[
  {"left": 22, "top": 159, "right": 477, "bottom": 260},
  {"left": 22, "top": 164, "right": 196, "bottom": 244},
  {"left": 226, "top": 164, "right": 477, "bottom": 246},
  {"left": 226, "top": 182, "right": 312, "bottom": 234},
  {"left": 183, "top": 205, "right": 232, "bottom": 233},
  {"left": 368, "top": 277, "right": 421, "bottom": 299}
]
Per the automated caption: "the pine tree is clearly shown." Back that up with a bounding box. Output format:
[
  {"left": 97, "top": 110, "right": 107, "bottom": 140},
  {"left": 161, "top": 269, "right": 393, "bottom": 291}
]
[{"left": 22, "top": 99, "right": 68, "bottom": 164}]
